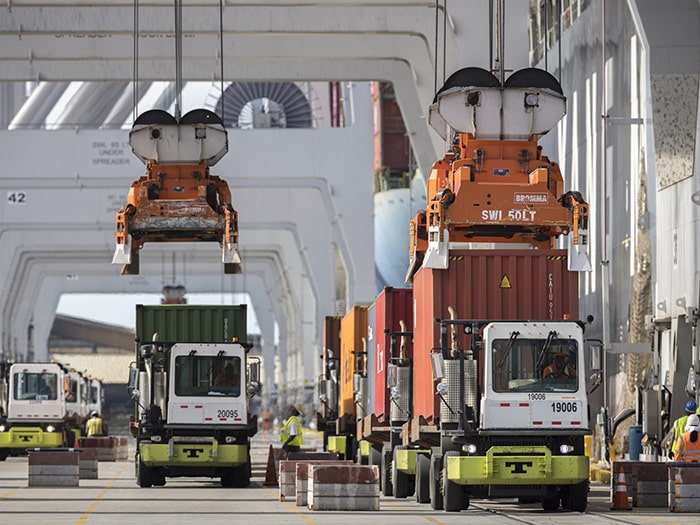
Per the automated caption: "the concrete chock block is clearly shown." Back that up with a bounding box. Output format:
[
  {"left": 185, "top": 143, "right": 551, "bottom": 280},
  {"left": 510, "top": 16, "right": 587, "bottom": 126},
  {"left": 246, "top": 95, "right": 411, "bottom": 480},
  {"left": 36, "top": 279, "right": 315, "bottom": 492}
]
[
  {"left": 28, "top": 451, "right": 80, "bottom": 487},
  {"left": 668, "top": 462, "right": 700, "bottom": 512},
  {"left": 293, "top": 460, "right": 354, "bottom": 506},
  {"left": 307, "top": 464, "right": 379, "bottom": 511},
  {"left": 79, "top": 437, "right": 118, "bottom": 461},
  {"left": 278, "top": 459, "right": 351, "bottom": 501},
  {"left": 78, "top": 447, "right": 99, "bottom": 479}
]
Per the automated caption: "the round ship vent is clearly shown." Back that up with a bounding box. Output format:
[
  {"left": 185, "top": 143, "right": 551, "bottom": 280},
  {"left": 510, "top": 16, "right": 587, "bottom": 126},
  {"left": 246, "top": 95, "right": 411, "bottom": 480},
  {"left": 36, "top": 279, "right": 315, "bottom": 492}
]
[{"left": 215, "top": 82, "right": 313, "bottom": 129}]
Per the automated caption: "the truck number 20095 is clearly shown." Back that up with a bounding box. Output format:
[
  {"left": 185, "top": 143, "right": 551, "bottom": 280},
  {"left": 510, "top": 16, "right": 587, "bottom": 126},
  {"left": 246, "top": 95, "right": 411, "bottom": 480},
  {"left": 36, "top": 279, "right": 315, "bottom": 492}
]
[
  {"left": 550, "top": 402, "right": 577, "bottom": 413},
  {"left": 217, "top": 409, "right": 239, "bottom": 418}
]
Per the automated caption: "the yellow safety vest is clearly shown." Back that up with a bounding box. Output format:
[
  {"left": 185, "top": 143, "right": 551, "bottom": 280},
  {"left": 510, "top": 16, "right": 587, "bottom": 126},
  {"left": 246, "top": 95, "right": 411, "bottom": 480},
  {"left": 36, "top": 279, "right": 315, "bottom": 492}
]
[
  {"left": 672, "top": 415, "right": 690, "bottom": 454},
  {"left": 86, "top": 417, "right": 103, "bottom": 437},
  {"left": 675, "top": 431, "right": 700, "bottom": 462},
  {"left": 280, "top": 415, "right": 303, "bottom": 446}
]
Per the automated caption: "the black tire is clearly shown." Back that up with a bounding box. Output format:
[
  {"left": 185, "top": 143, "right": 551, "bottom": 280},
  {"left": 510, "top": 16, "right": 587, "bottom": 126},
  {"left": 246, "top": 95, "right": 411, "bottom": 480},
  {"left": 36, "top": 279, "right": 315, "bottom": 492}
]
[
  {"left": 136, "top": 453, "right": 153, "bottom": 488},
  {"left": 152, "top": 470, "right": 166, "bottom": 487},
  {"left": 443, "top": 451, "right": 463, "bottom": 512},
  {"left": 415, "top": 453, "right": 431, "bottom": 503},
  {"left": 381, "top": 447, "right": 393, "bottom": 497},
  {"left": 541, "top": 493, "right": 560, "bottom": 512},
  {"left": 0, "top": 449, "right": 9, "bottom": 461},
  {"left": 392, "top": 447, "right": 410, "bottom": 498},
  {"left": 561, "top": 480, "right": 588, "bottom": 512},
  {"left": 222, "top": 462, "right": 251, "bottom": 488},
  {"left": 429, "top": 453, "right": 444, "bottom": 510}
]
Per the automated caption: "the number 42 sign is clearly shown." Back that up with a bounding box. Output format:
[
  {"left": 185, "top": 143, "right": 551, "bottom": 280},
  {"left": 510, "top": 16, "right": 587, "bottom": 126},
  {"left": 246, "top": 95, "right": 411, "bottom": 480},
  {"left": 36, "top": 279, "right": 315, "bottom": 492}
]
[{"left": 7, "top": 191, "right": 27, "bottom": 205}]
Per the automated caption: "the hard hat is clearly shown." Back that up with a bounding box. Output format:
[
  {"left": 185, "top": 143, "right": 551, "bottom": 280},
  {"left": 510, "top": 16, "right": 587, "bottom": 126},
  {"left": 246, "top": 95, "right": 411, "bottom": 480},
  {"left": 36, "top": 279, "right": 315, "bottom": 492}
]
[
  {"left": 686, "top": 414, "right": 700, "bottom": 429},
  {"left": 292, "top": 403, "right": 305, "bottom": 415},
  {"left": 91, "top": 410, "right": 98, "bottom": 417},
  {"left": 685, "top": 400, "right": 697, "bottom": 413}
]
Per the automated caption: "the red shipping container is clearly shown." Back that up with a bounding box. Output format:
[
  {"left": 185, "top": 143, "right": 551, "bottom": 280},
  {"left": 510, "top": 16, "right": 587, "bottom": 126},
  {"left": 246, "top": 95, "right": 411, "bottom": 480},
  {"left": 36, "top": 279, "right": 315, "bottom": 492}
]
[
  {"left": 372, "top": 287, "right": 414, "bottom": 420},
  {"left": 412, "top": 249, "right": 579, "bottom": 421}
]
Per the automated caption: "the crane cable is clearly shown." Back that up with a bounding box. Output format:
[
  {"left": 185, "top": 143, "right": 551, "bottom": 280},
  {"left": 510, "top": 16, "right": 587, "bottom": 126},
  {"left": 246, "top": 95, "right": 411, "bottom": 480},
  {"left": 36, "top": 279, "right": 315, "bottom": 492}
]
[
  {"left": 219, "top": 0, "right": 225, "bottom": 122},
  {"left": 132, "top": 0, "right": 139, "bottom": 121},
  {"left": 174, "top": 0, "right": 183, "bottom": 120}
]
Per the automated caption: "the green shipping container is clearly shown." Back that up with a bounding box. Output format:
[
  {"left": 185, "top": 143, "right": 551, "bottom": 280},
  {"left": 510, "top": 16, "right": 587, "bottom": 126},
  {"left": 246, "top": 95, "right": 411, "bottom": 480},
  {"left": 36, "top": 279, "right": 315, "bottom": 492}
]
[{"left": 135, "top": 304, "right": 247, "bottom": 344}]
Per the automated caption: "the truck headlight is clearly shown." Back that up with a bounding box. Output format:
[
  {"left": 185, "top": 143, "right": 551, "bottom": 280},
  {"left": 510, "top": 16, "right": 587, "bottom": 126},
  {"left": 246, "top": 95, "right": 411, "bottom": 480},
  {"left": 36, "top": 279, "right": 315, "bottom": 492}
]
[
  {"left": 151, "top": 435, "right": 162, "bottom": 443},
  {"left": 436, "top": 380, "right": 449, "bottom": 395},
  {"left": 225, "top": 436, "right": 236, "bottom": 443},
  {"left": 0, "top": 424, "right": 6, "bottom": 432},
  {"left": 46, "top": 425, "right": 56, "bottom": 433},
  {"left": 390, "top": 387, "right": 401, "bottom": 401},
  {"left": 463, "top": 443, "right": 478, "bottom": 455},
  {"left": 559, "top": 444, "right": 574, "bottom": 454}
]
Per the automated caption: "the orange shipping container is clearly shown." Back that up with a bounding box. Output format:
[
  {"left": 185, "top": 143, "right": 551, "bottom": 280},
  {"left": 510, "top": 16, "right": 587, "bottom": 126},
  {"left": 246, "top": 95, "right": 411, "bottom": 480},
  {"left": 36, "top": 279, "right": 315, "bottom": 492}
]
[
  {"left": 339, "top": 306, "right": 369, "bottom": 420},
  {"left": 412, "top": 249, "right": 579, "bottom": 422}
]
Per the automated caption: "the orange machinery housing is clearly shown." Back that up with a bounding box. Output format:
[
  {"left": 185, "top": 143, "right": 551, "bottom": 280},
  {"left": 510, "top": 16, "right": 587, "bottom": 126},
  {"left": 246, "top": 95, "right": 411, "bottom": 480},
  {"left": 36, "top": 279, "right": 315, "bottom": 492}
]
[
  {"left": 407, "top": 67, "right": 589, "bottom": 281},
  {"left": 112, "top": 109, "right": 241, "bottom": 275}
]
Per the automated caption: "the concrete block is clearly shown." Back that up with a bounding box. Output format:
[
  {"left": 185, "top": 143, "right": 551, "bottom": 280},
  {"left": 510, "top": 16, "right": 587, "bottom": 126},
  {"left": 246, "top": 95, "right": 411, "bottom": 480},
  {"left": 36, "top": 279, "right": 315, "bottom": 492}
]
[
  {"left": 279, "top": 459, "right": 351, "bottom": 502},
  {"left": 79, "top": 448, "right": 99, "bottom": 479},
  {"left": 307, "top": 465, "right": 380, "bottom": 511},
  {"left": 28, "top": 451, "right": 80, "bottom": 487},
  {"left": 295, "top": 460, "right": 353, "bottom": 506}
]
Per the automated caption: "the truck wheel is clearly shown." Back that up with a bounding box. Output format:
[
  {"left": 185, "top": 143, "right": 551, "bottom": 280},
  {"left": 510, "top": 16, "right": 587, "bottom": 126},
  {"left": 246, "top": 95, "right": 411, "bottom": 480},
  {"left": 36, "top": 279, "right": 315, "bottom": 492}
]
[
  {"left": 442, "top": 451, "right": 463, "bottom": 512},
  {"left": 0, "top": 449, "right": 9, "bottom": 461},
  {"left": 136, "top": 453, "right": 153, "bottom": 488},
  {"left": 152, "top": 470, "right": 166, "bottom": 487},
  {"left": 222, "top": 462, "right": 251, "bottom": 488},
  {"left": 561, "top": 481, "right": 588, "bottom": 512},
  {"left": 541, "top": 492, "right": 560, "bottom": 511},
  {"left": 429, "top": 453, "right": 443, "bottom": 510},
  {"left": 392, "top": 446, "right": 410, "bottom": 498},
  {"left": 415, "top": 453, "right": 430, "bottom": 503},
  {"left": 232, "top": 462, "right": 252, "bottom": 488},
  {"left": 381, "top": 447, "right": 393, "bottom": 497}
]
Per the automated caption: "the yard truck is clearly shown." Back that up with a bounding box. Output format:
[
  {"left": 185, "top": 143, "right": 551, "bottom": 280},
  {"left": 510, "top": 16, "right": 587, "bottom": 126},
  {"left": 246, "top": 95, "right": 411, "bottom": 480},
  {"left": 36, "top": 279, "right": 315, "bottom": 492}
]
[{"left": 128, "top": 304, "right": 261, "bottom": 487}]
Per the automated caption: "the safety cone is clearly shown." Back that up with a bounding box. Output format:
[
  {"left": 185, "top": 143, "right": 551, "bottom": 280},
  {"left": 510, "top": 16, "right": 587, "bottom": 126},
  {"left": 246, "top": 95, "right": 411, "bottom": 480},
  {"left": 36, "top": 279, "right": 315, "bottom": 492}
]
[
  {"left": 262, "top": 444, "right": 278, "bottom": 486},
  {"left": 611, "top": 466, "right": 631, "bottom": 510}
]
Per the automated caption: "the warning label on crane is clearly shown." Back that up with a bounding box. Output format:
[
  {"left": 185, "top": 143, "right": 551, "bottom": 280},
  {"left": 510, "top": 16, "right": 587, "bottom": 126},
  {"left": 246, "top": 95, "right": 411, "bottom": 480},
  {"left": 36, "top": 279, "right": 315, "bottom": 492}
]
[{"left": 500, "top": 275, "right": 512, "bottom": 289}]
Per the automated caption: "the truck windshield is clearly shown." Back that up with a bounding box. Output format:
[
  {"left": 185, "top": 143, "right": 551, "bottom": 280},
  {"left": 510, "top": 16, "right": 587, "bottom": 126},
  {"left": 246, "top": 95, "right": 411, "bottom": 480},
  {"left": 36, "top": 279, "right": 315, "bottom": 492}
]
[
  {"left": 491, "top": 338, "right": 578, "bottom": 393},
  {"left": 13, "top": 372, "right": 58, "bottom": 401},
  {"left": 174, "top": 356, "right": 241, "bottom": 397}
]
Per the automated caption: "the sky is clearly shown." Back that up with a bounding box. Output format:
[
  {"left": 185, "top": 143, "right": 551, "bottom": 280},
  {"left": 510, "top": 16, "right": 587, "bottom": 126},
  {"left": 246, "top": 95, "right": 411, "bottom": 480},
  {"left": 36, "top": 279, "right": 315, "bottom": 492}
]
[{"left": 56, "top": 292, "right": 261, "bottom": 334}]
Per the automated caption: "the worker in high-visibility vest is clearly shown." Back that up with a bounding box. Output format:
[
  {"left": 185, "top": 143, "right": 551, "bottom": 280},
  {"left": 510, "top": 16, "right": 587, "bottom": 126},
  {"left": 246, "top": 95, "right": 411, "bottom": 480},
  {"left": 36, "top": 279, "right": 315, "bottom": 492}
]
[
  {"left": 280, "top": 404, "right": 304, "bottom": 454},
  {"left": 671, "top": 400, "right": 697, "bottom": 457},
  {"left": 675, "top": 414, "right": 700, "bottom": 462},
  {"left": 86, "top": 411, "right": 105, "bottom": 437}
]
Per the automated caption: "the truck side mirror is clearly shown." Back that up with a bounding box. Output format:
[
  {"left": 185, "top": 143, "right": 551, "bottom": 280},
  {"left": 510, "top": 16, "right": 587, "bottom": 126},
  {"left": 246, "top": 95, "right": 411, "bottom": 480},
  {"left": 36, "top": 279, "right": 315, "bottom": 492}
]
[
  {"left": 127, "top": 366, "right": 139, "bottom": 399},
  {"left": 248, "top": 359, "right": 260, "bottom": 384},
  {"left": 585, "top": 341, "right": 603, "bottom": 394}
]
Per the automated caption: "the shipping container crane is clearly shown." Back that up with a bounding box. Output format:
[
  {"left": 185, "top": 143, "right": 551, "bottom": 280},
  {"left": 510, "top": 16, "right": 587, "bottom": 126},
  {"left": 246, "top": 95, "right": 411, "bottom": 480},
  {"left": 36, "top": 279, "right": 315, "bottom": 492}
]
[
  {"left": 111, "top": 108, "right": 241, "bottom": 275},
  {"left": 407, "top": 67, "right": 590, "bottom": 282}
]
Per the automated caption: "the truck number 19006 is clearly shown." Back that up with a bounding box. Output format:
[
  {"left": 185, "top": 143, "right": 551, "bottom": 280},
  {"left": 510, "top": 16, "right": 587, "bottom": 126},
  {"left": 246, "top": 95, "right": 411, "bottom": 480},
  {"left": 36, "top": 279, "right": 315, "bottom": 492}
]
[{"left": 551, "top": 402, "right": 577, "bottom": 413}]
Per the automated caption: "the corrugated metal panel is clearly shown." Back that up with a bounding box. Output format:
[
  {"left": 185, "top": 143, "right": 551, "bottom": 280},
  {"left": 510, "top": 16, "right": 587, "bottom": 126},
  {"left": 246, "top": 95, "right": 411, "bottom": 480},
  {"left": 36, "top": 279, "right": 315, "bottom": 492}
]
[
  {"left": 372, "top": 287, "right": 413, "bottom": 419},
  {"left": 135, "top": 304, "right": 247, "bottom": 344},
  {"left": 339, "top": 306, "right": 368, "bottom": 419},
  {"left": 412, "top": 249, "right": 579, "bottom": 421}
]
